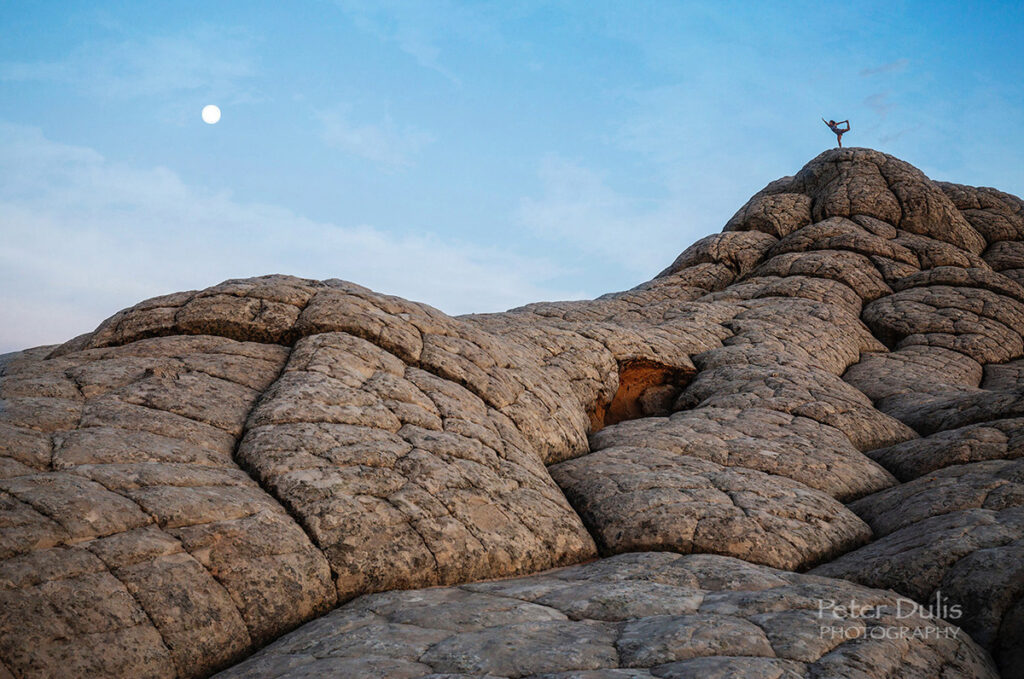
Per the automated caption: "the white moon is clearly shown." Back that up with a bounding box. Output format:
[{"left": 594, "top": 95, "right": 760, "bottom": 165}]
[{"left": 201, "top": 105, "right": 221, "bottom": 124}]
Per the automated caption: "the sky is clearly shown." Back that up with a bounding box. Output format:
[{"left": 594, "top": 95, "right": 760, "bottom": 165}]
[{"left": 1, "top": 1, "right": 1023, "bottom": 353}]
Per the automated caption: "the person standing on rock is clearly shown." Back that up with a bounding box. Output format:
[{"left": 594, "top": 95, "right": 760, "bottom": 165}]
[{"left": 823, "top": 118, "right": 851, "bottom": 147}]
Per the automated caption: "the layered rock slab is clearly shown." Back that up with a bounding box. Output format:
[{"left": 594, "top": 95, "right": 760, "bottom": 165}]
[
  {"left": 0, "top": 337, "right": 335, "bottom": 679},
  {"left": 237, "top": 330, "right": 597, "bottom": 600},
  {"left": 213, "top": 552, "right": 997, "bottom": 679},
  {"left": 552, "top": 447, "right": 872, "bottom": 571},
  {"left": 813, "top": 460, "right": 1024, "bottom": 673},
  {"left": 548, "top": 287, "right": 905, "bottom": 572},
  {"left": 812, "top": 507, "right": 1024, "bottom": 676},
  {"left": 864, "top": 417, "right": 1024, "bottom": 481},
  {"left": 834, "top": 343, "right": 1024, "bottom": 672}
]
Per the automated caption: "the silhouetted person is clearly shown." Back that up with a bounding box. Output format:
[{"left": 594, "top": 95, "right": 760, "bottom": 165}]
[{"left": 823, "top": 118, "right": 850, "bottom": 147}]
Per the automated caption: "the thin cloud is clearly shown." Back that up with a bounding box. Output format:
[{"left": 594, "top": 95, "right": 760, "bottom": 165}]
[
  {"left": 860, "top": 59, "right": 909, "bottom": 77},
  {"left": 335, "top": 0, "right": 508, "bottom": 85},
  {"left": 879, "top": 125, "right": 920, "bottom": 144},
  {"left": 0, "top": 26, "right": 258, "bottom": 102},
  {"left": 0, "top": 122, "right": 578, "bottom": 353},
  {"left": 865, "top": 92, "right": 895, "bottom": 118},
  {"left": 518, "top": 155, "right": 690, "bottom": 275},
  {"left": 315, "top": 106, "right": 434, "bottom": 169}
]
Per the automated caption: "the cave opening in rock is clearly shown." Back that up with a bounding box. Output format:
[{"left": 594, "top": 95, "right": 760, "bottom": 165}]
[{"left": 588, "top": 359, "right": 694, "bottom": 432}]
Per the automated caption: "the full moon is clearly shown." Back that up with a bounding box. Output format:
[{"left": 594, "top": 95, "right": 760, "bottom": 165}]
[{"left": 201, "top": 105, "right": 221, "bottom": 124}]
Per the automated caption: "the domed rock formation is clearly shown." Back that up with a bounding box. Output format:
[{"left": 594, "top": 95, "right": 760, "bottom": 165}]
[{"left": 1, "top": 148, "right": 1021, "bottom": 678}]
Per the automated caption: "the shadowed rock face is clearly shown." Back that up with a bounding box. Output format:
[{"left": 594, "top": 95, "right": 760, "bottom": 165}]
[{"left": 2, "top": 148, "right": 1022, "bottom": 678}]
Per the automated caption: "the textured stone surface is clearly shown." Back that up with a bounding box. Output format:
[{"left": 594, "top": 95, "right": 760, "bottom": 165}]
[
  {"left": 552, "top": 447, "right": 873, "bottom": 570},
  {"left": 813, "top": 508, "right": 1024, "bottom": 670},
  {"left": 0, "top": 337, "right": 335, "bottom": 678},
  {"left": 214, "top": 553, "right": 997, "bottom": 679},
  {"left": 237, "top": 330, "right": 597, "bottom": 600},
  {"left": 4, "top": 147, "right": 1024, "bottom": 677},
  {"left": 864, "top": 418, "right": 1024, "bottom": 481}
]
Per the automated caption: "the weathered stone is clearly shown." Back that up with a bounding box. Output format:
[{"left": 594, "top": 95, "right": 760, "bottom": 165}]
[
  {"left": 863, "top": 284, "right": 1024, "bottom": 363},
  {"left": 677, "top": 361, "right": 914, "bottom": 451},
  {"left": 552, "top": 446, "right": 872, "bottom": 570},
  {"left": 237, "top": 331, "right": 598, "bottom": 601},
  {"left": 749, "top": 250, "right": 892, "bottom": 302},
  {"left": 865, "top": 418, "right": 1024, "bottom": 481},
  {"left": 938, "top": 181, "right": 1024, "bottom": 243},
  {"left": 767, "top": 216, "right": 919, "bottom": 267},
  {"left": 658, "top": 231, "right": 778, "bottom": 278},
  {"left": 215, "top": 553, "right": 997, "bottom": 679},
  {"left": 850, "top": 459, "right": 1024, "bottom": 537},
  {"left": 843, "top": 345, "right": 983, "bottom": 402},
  {"left": 724, "top": 191, "right": 813, "bottom": 238},
  {"left": 792, "top": 148, "right": 986, "bottom": 253},
  {"left": 0, "top": 338, "right": 334, "bottom": 679},
  {"left": 877, "top": 385, "right": 1024, "bottom": 436},
  {"left": 812, "top": 508, "right": 1024, "bottom": 674},
  {"left": 983, "top": 240, "right": 1024, "bottom": 272},
  {"left": 587, "top": 407, "right": 894, "bottom": 501},
  {"left": 5, "top": 147, "right": 1024, "bottom": 677}
]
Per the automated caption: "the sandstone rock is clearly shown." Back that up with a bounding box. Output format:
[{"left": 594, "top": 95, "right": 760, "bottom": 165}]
[
  {"left": 849, "top": 458, "right": 1024, "bottom": 537},
  {"left": 214, "top": 553, "right": 997, "bottom": 679},
  {"left": 791, "top": 149, "right": 986, "bottom": 253},
  {"left": 724, "top": 190, "right": 813, "bottom": 238},
  {"left": 657, "top": 231, "right": 778, "bottom": 279},
  {"left": 843, "top": 345, "right": 983, "bottom": 402},
  {"left": 812, "top": 508, "right": 1024, "bottom": 674},
  {"left": 237, "top": 330, "right": 597, "bottom": 600},
  {"left": 937, "top": 182, "right": 1024, "bottom": 243},
  {"left": 864, "top": 418, "right": 1024, "bottom": 481},
  {"left": 551, "top": 447, "right": 872, "bottom": 570},
  {"left": 749, "top": 250, "right": 893, "bottom": 302},
  {"left": 876, "top": 385, "right": 1024, "bottom": 436},
  {"left": 863, "top": 284, "right": 1024, "bottom": 364},
  {"left": 588, "top": 407, "right": 894, "bottom": 501},
  {"left": 3, "top": 148, "right": 1023, "bottom": 677},
  {"left": 983, "top": 240, "right": 1024, "bottom": 273},
  {"left": 1, "top": 338, "right": 335, "bottom": 678}
]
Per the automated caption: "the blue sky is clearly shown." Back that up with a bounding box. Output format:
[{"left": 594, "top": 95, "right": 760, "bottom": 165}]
[{"left": 2, "top": 1, "right": 1022, "bottom": 352}]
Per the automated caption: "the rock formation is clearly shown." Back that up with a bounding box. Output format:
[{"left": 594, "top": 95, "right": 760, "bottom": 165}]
[{"left": 1, "top": 148, "right": 1021, "bottom": 678}]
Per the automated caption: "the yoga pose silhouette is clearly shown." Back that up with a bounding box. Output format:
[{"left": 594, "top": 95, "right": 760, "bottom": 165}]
[{"left": 823, "top": 118, "right": 851, "bottom": 147}]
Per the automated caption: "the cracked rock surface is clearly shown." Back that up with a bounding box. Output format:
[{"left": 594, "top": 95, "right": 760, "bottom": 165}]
[
  {"left": 214, "top": 552, "right": 997, "bottom": 679},
  {"left": 3, "top": 148, "right": 1023, "bottom": 678}
]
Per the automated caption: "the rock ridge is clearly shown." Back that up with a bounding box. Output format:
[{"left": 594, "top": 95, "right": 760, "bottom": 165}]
[{"left": 2, "top": 147, "right": 1022, "bottom": 678}]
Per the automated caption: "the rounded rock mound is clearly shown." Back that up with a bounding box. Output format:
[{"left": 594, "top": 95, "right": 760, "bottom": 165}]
[{"left": 2, "top": 148, "right": 1022, "bottom": 678}]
